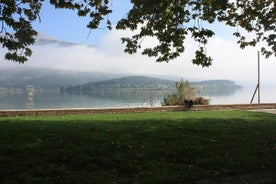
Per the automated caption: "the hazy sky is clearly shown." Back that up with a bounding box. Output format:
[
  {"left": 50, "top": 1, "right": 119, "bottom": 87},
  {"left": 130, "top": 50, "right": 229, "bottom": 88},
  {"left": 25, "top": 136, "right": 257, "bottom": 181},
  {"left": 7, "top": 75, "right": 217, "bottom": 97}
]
[{"left": 1, "top": 1, "right": 275, "bottom": 86}]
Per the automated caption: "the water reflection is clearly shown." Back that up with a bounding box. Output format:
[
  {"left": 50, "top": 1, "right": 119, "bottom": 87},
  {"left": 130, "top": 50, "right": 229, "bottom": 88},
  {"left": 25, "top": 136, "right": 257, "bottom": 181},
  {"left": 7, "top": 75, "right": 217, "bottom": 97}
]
[
  {"left": 196, "top": 87, "right": 240, "bottom": 97},
  {"left": 66, "top": 89, "right": 171, "bottom": 101},
  {"left": 0, "top": 87, "right": 275, "bottom": 109},
  {"left": 26, "top": 85, "right": 35, "bottom": 109}
]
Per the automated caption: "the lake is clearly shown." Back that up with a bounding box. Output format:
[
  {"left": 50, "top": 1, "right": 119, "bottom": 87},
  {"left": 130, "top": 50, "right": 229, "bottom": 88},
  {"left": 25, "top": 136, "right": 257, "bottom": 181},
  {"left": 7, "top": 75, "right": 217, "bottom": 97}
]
[{"left": 0, "top": 87, "right": 275, "bottom": 109}]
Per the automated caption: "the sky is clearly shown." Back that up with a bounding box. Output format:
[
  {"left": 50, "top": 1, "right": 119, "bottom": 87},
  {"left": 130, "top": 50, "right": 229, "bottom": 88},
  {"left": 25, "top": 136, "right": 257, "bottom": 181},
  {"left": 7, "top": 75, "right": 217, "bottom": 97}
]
[{"left": 1, "top": 1, "right": 276, "bottom": 87}]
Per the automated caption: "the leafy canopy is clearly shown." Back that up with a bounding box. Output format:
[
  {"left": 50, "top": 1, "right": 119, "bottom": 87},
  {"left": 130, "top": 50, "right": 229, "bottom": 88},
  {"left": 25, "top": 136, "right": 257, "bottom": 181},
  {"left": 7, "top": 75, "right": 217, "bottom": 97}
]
[{"left": 0, "top": 0, "right": 275, "bottom": 66}]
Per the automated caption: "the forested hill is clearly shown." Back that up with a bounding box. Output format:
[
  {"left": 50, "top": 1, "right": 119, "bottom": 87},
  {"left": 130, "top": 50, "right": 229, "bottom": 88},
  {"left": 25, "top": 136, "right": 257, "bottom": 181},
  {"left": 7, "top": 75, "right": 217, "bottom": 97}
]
[
  {"left": 66, "top": 76, "right": 241, "bottom": 91},
  {"left": 66, "top": 76, "right": 175, "bottom": 91}
]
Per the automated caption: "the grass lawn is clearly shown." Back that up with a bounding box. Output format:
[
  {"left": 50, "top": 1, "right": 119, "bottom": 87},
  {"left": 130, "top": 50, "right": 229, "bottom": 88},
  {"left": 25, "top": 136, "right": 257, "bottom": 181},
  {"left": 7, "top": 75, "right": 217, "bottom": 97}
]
[{"left": 0, "top": 110, "right": 275, "bottom": 183}]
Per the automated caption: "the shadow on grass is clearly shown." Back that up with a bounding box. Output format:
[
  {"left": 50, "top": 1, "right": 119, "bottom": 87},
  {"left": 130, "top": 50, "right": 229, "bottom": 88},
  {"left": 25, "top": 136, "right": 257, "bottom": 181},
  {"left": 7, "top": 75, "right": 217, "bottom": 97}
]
[{"left": 0, "top": 111, "right": 275, "bottom": 183}]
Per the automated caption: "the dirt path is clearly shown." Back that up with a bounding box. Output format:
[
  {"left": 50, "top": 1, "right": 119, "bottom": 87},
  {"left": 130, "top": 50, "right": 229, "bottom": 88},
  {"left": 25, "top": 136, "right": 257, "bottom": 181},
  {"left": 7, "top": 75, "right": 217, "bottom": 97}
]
[{"left": 250, "top": 109, "right": 276, "bottom": 114}]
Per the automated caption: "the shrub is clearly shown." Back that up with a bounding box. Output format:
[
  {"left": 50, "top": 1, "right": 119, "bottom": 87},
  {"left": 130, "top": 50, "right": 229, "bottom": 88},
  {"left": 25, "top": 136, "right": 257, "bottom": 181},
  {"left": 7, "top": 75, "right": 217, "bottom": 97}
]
[{"left": 162, "top": 94, "right": 181, "bottom": 106}]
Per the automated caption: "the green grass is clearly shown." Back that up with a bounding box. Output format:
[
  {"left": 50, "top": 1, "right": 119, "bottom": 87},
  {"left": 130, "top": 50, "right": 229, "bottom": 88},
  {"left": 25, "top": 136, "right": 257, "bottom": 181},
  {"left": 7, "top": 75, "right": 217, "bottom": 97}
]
[{"left": 0, "top": 110, "right": 275, "bottom": 183}]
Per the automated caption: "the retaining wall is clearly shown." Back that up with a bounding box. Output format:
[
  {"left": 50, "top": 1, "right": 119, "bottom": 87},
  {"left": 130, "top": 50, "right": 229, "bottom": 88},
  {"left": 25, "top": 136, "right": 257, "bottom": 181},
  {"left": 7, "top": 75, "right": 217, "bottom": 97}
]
[{"left": 1, "top": 103, "right": 276, "bottom": 117}]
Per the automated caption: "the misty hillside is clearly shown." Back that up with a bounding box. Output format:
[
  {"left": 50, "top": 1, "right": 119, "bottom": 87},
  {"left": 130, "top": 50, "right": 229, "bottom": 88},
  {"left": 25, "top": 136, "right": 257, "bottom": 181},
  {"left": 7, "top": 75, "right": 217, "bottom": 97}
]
[
  {"left": 67, "top": 76, "right": 175, "bottom": 91},
  {"left": 192, "top": 80, "right": 242, "bottom": 89},
  {"left": 0, "top": 68, "right": 241, "bottom": 92},
  {"left": 35, "top": 33, "right": 93, "bottom": 47},
  {"left": 0, "top": 68, "right": 122, "bottom": 89},
  {"left": 66, "top": 76, "right": 241, "bottom": 91}
]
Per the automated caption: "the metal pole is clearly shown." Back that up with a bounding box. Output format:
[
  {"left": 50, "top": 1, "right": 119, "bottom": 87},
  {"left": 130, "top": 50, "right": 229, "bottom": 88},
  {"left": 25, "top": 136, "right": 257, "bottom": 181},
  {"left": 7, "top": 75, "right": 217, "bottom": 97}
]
[{"left": 257, "top": 51, "right": 260, "bottom": 104}]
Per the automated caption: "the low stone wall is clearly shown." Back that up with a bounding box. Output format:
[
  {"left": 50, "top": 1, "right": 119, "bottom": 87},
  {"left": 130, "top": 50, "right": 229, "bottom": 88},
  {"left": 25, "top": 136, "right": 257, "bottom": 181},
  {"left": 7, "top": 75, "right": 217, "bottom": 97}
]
[{"left": 0, "top": 103, "right": 276, "bottom": 117}]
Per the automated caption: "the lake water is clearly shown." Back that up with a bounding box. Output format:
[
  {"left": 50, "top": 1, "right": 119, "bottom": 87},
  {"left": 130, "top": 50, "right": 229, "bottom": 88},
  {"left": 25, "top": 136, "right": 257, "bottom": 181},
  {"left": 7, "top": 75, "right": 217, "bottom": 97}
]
[{"left": 0, "top": 87, "right": 275, "bottom": 110}]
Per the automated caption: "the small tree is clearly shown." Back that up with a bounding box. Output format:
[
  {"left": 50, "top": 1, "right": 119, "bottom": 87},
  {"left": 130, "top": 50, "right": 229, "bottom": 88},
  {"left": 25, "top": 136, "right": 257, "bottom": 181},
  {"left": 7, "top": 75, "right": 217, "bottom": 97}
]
[
  {"left": 175, "top": 79, "right": 195, "bottom": 102},
  {"left": 162, "top": 79, "right": 209, "bottom": 106}
]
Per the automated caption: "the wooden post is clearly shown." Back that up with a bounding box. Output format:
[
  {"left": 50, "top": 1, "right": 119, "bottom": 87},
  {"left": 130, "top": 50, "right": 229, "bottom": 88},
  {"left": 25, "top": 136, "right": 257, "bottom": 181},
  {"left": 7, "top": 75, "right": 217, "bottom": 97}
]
[
  {"left": 250, "top": 51, "right": 261, "bottom": 104},
  {"left": 250, "top": 84, "right": 258, "bottom": 104},
  {"left": 257, "top": 51, "right": 260, "bottom": 104}
]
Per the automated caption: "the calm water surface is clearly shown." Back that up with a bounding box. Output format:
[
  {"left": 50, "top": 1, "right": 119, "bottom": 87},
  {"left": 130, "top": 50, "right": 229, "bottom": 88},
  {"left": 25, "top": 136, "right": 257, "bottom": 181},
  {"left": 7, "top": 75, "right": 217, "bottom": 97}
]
[{"left": 0, "top": 87, "right": 275, "bottom": 109}]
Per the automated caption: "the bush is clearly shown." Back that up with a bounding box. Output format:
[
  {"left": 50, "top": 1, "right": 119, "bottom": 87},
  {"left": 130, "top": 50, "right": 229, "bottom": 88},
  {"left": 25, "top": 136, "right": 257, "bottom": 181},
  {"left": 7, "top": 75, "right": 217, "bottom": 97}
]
[{"left": 162, "top": 94, "right": 182, "bottom": 106}]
